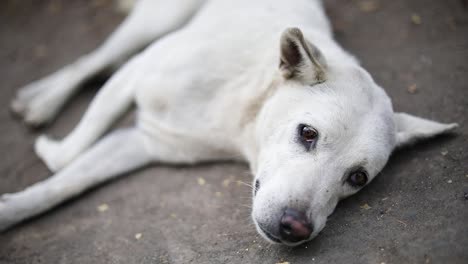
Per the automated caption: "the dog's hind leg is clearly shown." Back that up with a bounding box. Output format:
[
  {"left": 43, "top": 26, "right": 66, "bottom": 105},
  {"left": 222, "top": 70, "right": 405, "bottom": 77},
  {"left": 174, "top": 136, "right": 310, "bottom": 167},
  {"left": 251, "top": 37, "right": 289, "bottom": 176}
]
[
  {"left": 0, "top": 128, "right": 156, "bottom": 232},
  {"left": 11, "top": 0, "right": 206, "bottom": 127},
  {"left": 34, "top": 61, "right": 139, "bottom": 172}
]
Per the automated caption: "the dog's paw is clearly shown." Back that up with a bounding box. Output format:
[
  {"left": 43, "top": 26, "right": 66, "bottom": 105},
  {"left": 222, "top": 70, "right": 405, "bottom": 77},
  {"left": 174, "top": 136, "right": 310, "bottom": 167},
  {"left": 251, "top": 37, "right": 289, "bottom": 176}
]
[
  {"left": 11, "top": 87, "right": 54, "bottom": 127},
  {"left": 11, "top": 77, "right": 66, "bottom": 127},
  {"left": 10, "top": 82, "right": 44, "bottom": 117},
  {"left": 22, "top": 97, "right": 59, "bottom": 127},
  {"left": 35, "top": 135, "right": 65, "bottom": 172}
]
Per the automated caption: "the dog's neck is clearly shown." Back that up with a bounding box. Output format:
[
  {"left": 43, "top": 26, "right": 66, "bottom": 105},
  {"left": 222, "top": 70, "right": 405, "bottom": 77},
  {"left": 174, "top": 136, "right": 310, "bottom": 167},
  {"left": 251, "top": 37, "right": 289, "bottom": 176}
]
[{"left": 236, "top": 68, "right": 282, "bottom": 171}]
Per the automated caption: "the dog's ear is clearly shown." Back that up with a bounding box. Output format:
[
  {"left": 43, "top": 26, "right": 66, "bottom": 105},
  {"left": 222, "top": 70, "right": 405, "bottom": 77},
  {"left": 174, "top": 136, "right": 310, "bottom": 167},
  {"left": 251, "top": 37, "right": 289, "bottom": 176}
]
[
  {"left": 394, "top": 112, "right": 458, "bottom": 148},
  {"left": 279, "top": 27, "right": 327, "bottom": 85}
]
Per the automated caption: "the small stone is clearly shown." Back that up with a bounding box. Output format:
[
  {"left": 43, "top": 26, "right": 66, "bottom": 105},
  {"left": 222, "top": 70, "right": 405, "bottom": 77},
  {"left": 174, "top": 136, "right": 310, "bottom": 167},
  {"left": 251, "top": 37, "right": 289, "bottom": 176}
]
[
  {"left": 170, "top": 213, "right": 177, "bottom": 219},
  {"left": 97, "top": 203, "right": 109, "bottom": 212},
  {"left": 441, "top": 150, "right": 448, "bottom": 156},
  {"left": 411, "top": 14, "right": 422, "bottom": 25},
  {"left": 197, "top": 177, "right": 206, "bottom": 186},
  {"left": 360, "top": 203, "right": 372, "bottom": 210},
  {"left": 276, "top": 262, "right": 290, "bottom": 264},
  {"left": 447, "top": 179, "right": 452, "bottom": 184},
  {"left": 135, "top": 233, "right": 142, "bottom": 240},
  {"left": 407, "top": 84, "right": 418, "bottom": 94}
]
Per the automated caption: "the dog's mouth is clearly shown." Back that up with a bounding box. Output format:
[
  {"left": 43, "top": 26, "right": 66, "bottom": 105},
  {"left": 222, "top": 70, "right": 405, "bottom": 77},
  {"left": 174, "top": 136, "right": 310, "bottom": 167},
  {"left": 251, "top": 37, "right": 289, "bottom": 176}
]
[{"left": 258, "top": 225, "right": 282, "bottom": 244}]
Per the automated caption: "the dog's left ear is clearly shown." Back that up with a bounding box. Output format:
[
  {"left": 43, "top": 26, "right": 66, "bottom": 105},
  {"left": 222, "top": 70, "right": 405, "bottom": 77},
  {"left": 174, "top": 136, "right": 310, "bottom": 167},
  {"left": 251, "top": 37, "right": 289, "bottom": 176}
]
[
  {"left": 394, "top": 112, "right": 458, "bottom": 148},
  {"left": 279, "top": 27, "right": 327, "bottom": 85}
]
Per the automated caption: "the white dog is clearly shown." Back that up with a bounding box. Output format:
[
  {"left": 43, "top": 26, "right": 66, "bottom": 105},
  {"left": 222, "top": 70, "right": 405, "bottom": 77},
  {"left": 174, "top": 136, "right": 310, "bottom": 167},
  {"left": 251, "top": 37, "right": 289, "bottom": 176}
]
[{"left": 1, "top": 0, "right": 457, "bottom": 246}]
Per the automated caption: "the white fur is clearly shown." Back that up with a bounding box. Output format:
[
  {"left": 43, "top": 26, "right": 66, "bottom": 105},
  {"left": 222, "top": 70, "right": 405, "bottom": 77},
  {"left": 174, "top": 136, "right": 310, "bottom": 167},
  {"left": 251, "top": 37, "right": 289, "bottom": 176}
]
[{"left": 3, "top": 0, "right": 457, "bottom": 245}]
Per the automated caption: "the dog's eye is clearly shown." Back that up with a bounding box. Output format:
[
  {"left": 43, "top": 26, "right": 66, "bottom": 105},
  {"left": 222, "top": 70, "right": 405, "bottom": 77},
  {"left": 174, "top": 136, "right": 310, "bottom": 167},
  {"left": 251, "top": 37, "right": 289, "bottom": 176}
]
[
  {"left": 298, "top": 124, "right": 318, "bottom": 150},
  {"left": 347, "top": 170, "right": 368, "bottom": 187}
]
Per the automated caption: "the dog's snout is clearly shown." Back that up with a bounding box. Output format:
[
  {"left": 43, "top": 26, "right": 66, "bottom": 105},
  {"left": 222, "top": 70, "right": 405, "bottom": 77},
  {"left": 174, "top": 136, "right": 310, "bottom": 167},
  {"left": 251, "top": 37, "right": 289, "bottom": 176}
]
[{"left": 279, "top": 208, "right": 313, "bottom": 243}]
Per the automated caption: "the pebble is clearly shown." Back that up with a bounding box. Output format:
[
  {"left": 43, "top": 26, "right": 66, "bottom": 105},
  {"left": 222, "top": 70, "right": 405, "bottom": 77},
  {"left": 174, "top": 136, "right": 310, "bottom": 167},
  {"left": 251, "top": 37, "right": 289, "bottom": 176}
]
[{"left": 407, "top": 84, "right": 418, "bottom": 94}]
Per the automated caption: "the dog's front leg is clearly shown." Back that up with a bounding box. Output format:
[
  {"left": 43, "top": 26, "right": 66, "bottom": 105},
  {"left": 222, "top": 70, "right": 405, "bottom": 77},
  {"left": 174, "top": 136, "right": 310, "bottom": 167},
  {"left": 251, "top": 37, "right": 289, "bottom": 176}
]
[{"left": 0, "top": 128, "right": 156, "bottom": 232}]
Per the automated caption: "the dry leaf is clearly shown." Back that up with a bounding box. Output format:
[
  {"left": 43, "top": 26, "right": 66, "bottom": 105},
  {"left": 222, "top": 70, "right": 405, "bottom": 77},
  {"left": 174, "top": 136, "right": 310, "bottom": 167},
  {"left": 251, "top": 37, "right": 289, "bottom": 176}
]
[
  {"left": 411, "top": 14, "right": 422, "bottom": 25},
  {"left": 97, "top": 203, "right": 109, "bottom": 212},
  {"left": 360, "top": 203, "right": 371, "bottom": 210},
  {"left": 222, "top": 178, "right": 231, "bottom": 187},
  {"left": 197, "top": 177, "right": 206, "bottom": 186},
  {"left": 358, "top": 0, "right": 379, "bottom": 13}
]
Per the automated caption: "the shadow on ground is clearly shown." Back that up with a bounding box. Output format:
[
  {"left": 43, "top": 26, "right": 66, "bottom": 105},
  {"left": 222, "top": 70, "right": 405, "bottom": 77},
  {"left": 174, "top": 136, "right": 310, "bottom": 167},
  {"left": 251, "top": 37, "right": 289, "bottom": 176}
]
[{"left": 0, "top": 0, "right": 467, "bottom": 263}]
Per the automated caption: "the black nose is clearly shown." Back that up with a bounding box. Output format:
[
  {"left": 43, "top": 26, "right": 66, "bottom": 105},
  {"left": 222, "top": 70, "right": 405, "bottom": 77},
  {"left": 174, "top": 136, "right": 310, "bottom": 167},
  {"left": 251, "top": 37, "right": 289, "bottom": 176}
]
[{"left": 279, "top": 208, "right": 313, "bottom": 243}]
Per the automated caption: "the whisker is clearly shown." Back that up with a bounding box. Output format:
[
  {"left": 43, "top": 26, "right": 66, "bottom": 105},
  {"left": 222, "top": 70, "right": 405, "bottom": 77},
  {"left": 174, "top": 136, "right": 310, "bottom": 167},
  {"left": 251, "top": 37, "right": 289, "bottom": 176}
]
[{"left": 237, "top": 180, "right": 253, "bottom": 188}]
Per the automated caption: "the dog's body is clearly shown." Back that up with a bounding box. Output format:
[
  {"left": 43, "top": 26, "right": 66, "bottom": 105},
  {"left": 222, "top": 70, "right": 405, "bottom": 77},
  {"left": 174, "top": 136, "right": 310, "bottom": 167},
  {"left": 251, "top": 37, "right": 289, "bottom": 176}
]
[{"left": 1, "top": 0, "right": 457, "bottom": 245}]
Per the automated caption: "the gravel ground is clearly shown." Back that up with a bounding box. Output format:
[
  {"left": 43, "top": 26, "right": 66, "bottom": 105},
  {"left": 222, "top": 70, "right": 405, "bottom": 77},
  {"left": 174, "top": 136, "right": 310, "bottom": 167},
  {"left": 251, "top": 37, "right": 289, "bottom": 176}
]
[{"left": 0, "top": 0, "right": 467, "bottom": 263}]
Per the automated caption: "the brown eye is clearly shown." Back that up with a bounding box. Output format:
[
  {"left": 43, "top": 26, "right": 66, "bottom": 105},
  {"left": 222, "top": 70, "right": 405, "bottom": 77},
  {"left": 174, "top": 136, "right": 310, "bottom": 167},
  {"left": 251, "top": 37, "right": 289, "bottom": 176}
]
[
  {"left": 347, "top": 171, "right": 368, "bottom": 187},
  {"left": 301, "top": 126, "right": 318, "bottom": 141},
  {"left": 298, "top": 124, "right": 318, "bottom": 150}
]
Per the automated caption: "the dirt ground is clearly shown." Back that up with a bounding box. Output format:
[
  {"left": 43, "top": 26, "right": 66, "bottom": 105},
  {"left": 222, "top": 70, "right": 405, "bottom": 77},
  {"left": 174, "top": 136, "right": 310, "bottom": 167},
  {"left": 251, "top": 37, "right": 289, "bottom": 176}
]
[{"left": 0, "top": 0, "right": 467, "bottom": 263}]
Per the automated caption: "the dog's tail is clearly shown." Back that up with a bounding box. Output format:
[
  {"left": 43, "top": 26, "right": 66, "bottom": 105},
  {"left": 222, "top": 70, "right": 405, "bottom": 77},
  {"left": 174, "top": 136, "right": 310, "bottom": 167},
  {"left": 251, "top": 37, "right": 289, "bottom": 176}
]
[{"left": 115, "top": 0, "right": 137, "bottom": 14}]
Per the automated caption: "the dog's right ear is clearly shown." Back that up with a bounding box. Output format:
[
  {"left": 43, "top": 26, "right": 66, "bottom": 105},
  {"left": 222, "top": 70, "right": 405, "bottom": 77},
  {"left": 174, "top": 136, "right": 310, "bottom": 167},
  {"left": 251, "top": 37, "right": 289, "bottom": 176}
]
[
  {"left": 393, "top": 112, "right": 458, "bottom": 148},
  {"left": 279, "top": 27, "right": 327, "bottom": 85}
]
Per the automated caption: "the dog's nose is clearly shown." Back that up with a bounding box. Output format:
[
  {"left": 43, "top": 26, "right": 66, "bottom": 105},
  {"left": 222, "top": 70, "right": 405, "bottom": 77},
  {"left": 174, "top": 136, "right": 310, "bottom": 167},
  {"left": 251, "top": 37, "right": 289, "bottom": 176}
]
[{"left": 279, "top": 208, "right": 313, "bottom": 243}]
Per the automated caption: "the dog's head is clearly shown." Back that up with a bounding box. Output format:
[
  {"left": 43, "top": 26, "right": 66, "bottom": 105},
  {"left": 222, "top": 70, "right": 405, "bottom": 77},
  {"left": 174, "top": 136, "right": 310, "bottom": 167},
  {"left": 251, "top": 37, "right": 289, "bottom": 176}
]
[{"left": 251, "top": 28, "right": 457, "bottom": 246}]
